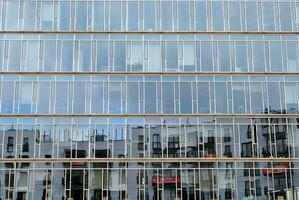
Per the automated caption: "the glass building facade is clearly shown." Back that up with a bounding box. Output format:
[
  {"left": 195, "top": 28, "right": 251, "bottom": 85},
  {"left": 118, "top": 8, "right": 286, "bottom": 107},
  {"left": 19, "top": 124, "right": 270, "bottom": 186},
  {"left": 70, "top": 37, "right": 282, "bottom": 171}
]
[{"left": 0, "top": 1, "right": 299, "bottom": 200}]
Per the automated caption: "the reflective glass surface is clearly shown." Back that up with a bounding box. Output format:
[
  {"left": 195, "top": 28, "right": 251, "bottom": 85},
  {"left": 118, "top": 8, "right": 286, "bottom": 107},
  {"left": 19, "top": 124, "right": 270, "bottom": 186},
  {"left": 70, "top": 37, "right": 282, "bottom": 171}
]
[{"left": 1, "top": 0, "right": 299, "bottom": 200}]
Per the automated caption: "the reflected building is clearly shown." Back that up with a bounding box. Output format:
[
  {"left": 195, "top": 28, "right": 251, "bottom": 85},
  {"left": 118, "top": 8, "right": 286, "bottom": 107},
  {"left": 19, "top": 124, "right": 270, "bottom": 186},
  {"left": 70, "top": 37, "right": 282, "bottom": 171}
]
[{"left": 1, "top": 0, "right": 299, "bottom": 200}]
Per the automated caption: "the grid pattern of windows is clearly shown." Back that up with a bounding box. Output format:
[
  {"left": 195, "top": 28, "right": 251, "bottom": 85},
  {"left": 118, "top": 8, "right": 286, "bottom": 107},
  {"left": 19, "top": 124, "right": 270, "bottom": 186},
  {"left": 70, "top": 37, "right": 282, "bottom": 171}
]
[
  {"left": 1, "top": 1, "right": 299, "bottom": 32},
  {"left": 1, "top": 0, "right": 299, "bottom": 200}
]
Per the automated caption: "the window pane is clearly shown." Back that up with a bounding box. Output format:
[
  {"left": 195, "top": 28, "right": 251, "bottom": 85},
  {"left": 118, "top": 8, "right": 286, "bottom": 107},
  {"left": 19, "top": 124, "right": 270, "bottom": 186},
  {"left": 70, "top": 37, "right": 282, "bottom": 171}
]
[
  {"left": 61, "top": 41, "right": 73, "bottom": 71},
  {"left": 252, "top": 42, "right": 265, "bottom": 72},
  {"left": 148, "top": 42, "right": 161, "bottom": 72},
  {"left": 250, "top": 82, "right": 263, "bottom": 113},
  {"left": 96, "top": 41, "right": 109, "bottom": 71},
  {"left": 130, "top": 42, "right": 143, "bottom": 71},
  {"left": 23, "top": 2, "right": 37, "bottom": 30},
  {"left": 163, "top": 82, "right": 174, "bottom": 114},
  {"left": 212, "top": 2, "right": 224, "bottom": 31},
  {"left": 197, "top": 82, "right": 210, "bottom": 113},
  {"left": 73, "top": 82, "right": 85, "bottom": 113},
  {"left": 235, "top": 42, "right": 248, "bottom": 72},
  {"left": 229, "top": 3, "right": 241, "bottom": 31},
  {"left": 178, "top": 2, "right": 190, "bottom": 31},
  {"left": 78, "top": 41, "right": 91, "bottom": 71},
  {"left": 183, "top": 42, "right": 195, "bottom": 71},
  {"left": 161, "top": 2, "right": 173, "bottom": 31},
  {"left": 19, "top": 83, "right": 32, "bottom": 114},
  {"left": 143, "top": 2, "right": 156, "bottom": 31},
  {"left": 110, "top": 2, "right": 121, "bottom": 30},
  {"left": 215, "top": 83, "right": 227, "bottom": 113},
  {"left": 127, "top": 82, "right": 139, "bottom": 114},
  {"left": 286, "top": 42, "right": 299, "bottom": 72},
  {"left": 195, "top": 2, "right": 207, "bottom": 31},
  {"left": 58, "top": 2, "right": 70, "bottom": 30},
  {"left": 165, "top": 42, "right": 178, "bottom": 71},
  {"left": 44, "top": 41, "right": 56, "bottom": 71},
  {"left": 41, "top": 2, "right": 53, "bottom": 29},
  {"left": 201, "top": 42, "right": 213, "bottom": 71},
  {"left": 113, "top": 41, "right": 126, "bottom": 71},
  {"left": 262, "top": 3, "right": 275, "bottom": 31},
  {"left": 91, "top": 82, "right": 103, "bottom": 114},
  {"left": 55, "top": 82, "right": 68, "bottom": 113},
  {"left": 25, "top": 41, "right": 39, "bottom": 71},
  {"left": 1, "top": 82, "right": 14, "bottom": 114},
  {"left": 37, "top": 82, "right": 50, "bottom": 113},
  {"left": 93, "top": 2, "right": 105, "bottom": 30},
  {"left": 6, "top": 1, "right": 19, "bottom": 29},
  {"left": 145, "top": 83, "right": 156, "bottom": 113},
  {"left": 8, "top": 41, "right": 21, "bottom": 71},
  {"left": 127, "top": 2, "right": 139, "bottom": 31},
  {"left": 218, "top": 42, "right": 230, "bottom": 71},
  {"left": 269, "top": 42, "right": 283, "bottom": 72},
  {"left": 233, "top": 83, "right": 245, "bottom": 113},
  {"left": 76, "top": 2, "right": 87, "bottom": 30},
  {"left": 180, "top": 83, "right": 192, "bottom": 113},
  {"left": 109, "top": 82, "right": 122, "bottom": 113},
  {"left": 245, "top": 3, "right": 258, "bottom": 31}
]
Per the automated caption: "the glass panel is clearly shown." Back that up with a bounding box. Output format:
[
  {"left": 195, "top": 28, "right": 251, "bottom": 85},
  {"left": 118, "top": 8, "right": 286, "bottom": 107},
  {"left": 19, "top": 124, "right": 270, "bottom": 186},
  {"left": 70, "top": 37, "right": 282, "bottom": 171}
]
[
  {"left": 200, "top": 42, "right": 213, "bottom": 71},
  {"left": 127, "top": 2, "right": 139, "bottom": 31},
  {"left": 279, "top": 3, "right": 292, "bottom": 31},
  {"left": 197, "top": 83, "right": 210, "bottom": 113},
  {"left": 161, "top": 2, "right": 173, "bottom": 31},
  {"left": 165, "top": 42, "right": 178, "bottom": 71},
  {"left": 61, "top": 41, "right": 73, "bottom": 71},
  {"left": 195, "top": 1, "right": 207, "bottom": 31},
  {"left": 73, "top": 82, "right": 85, "bottom": 113},
  {"left": 58, "top": 2, "right": 70, "bottom": 30},
  {"left": 178, "top": 1, "right": 190, "bottom": 31},
  {"left": 78, "top": 41, "right": 91, "bottom": 71},
  {"left": 5, "top": 1, "right": 19, "bottom": 29},
  {"left": 23, "top": 2, "right": 36, "bottom": 30},
  {"left": 269, "top": 42, "right": 283, "bottom": 72},
  {"left": 245, "top": 2, "right": 258, "bottom": 31},
  {"left": 130, "top": 42, "right": 143, "bottom": 71},
  {"left": 285, "top": 83, "right": 298, "bottom": 112},
  {"left": 91, "top": 82, "right": 103, "bottom": 114},
  {"left": 218, "top": 42, "right": 230, "bottom": 71},
  {"left": 145, "top": 82, "right": 156, "bottom": 113},
  {"left": 215, "top": 83, "right": 227, "bottom": 113},
  {"left": 55, "top": 82, "right": 68, "bottom": 113},
  {"left": 180, "top": 83, "right": 192, "bottom": 113},
  {"left": 37, "top": 82, "right": 50, "bottom": 113},
  {"left": 44, "top": 41, "right": 56, "bottom": 71},
  {"left": 109, "top": 82, "right": 122, "bottom": 114},
  {"left": 96, "top": 41, "right": 109, "bottom": 71},
  {"left": 76, "top": 2, "right": 87, "bottom": 30},
  {"left": 252, "top": 42, "right": 266, "bottom": 72},
  {"left": 143, "top": 2, "right": 156, "bottom": 31},
  {"left": 113, "top": 41, "right": 126, "bottom": 71},
  {"left": 0, "top": 41, "right": 4, "bottom": 71},
  {"left": 8, "top": 41, "right": 21, "bottom": 71},
  {"left": 233, "top": 83, "right": 245, "bottom": 113},
  {"left": 163, "top": 82, "right": 174, "bottom": 114},
  {"left": 212, "top": 2, "right": 224, "bottom": 31},
  {"left": 148, "top": 42, "right": 161, "bottom": 72},
  {"left": 93, "top": 2, "right": 105, "bottom": 30},
  {"left": 268, "top": 82, "right": 281, "bottom": 112},
  {"left": 229, "top": 2, "right": 241, "bottom": 31},
  {"left": 250, "top": 82, "right": 263, "bottom": 113},
  {"left": 262, "top": 3, "right": 275, "bottom": 31},
  {"left": 286, "top": 42, "right": 299, "bottom": 72},
  {"left": 25, "top": 41, "right": 39, "bottom": 71},
  {"left": 19, "top": 83, "right": 32, "bottom": 114},
  {"left": 41, "top": 2, "right": 53, "bottom": 29},
  {"left": 235, "top": 42, "right": 248, "bottom": 72},
  {"left": 1, "top": 82, "right": 14, "bottom": 114},
  {"left": 183, "top": 42, "right": 195, "bottom": 71},
  {"left": 110, "top": 2, "right": 121, "bottom": 30},
  {"left": 127, "top": 82, "right": 139, "bottom": 114}
]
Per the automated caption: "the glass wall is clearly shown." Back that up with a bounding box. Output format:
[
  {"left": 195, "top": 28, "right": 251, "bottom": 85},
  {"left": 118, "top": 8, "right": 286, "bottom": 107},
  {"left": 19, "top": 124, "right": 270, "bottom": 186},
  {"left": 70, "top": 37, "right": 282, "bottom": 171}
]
[
  {"left": 0, "top": 34, "right": 299, "bottom": 72},
  {"left": 0, "top": 75, "right": 298, "bottom": 115},
  {"left": 1, "top": 1, "right": 299, "bottom": 32}
]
